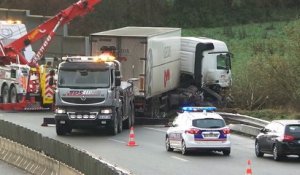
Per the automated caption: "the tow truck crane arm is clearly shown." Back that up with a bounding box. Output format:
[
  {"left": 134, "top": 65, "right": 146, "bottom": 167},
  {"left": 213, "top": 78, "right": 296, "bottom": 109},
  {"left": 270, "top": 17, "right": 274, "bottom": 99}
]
[{"left": 0, "top": 0, "right": 101, "bottom": 66}]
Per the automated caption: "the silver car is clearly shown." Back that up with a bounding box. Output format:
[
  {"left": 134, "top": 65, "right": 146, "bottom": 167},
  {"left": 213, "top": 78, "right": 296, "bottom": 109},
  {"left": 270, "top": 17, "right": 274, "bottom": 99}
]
[{"left": 165, "top": 107, "right": 231, "bottom": 155}]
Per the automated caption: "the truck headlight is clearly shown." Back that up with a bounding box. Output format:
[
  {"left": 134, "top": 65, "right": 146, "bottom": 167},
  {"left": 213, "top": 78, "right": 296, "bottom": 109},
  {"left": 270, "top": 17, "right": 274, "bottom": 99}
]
[
  {"left": 101, "top": 109, "right": 112, "bottom": 114},
  {"left": 55, "top": 108, "right": 66, "bottom": 114}
]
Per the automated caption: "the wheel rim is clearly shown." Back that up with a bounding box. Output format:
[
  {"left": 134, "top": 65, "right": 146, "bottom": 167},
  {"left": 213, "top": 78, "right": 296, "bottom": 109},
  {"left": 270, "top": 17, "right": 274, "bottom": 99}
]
[
  {"left": 166, "top": 137, "right": 170, "bottom": 150},
  {"left": 255, "top": 142, "right": 260, "bottom": 155},
  {"left": 182, "top": 141, "right": 186, "bottom": 154},
  {"left": 273, "top": 146, "right": 278, "bottom": 160}
]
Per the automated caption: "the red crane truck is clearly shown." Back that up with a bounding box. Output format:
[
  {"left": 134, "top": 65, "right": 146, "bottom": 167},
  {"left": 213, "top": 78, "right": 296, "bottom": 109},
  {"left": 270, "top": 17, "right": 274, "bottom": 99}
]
[{"left": 0, "top": 0, "right": 101, "bottom": 110}]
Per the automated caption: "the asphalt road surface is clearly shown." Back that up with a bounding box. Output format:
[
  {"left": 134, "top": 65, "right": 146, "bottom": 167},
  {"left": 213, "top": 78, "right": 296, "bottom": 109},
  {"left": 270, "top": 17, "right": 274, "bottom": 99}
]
[{"left": 0, "top": 111, "right": 299, "bottom": 175}]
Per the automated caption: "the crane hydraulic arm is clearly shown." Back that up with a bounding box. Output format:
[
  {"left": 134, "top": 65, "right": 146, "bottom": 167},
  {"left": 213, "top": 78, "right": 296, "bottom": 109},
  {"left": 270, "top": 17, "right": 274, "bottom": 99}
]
[{"left": 0, "top": 0, "right": 101, "bottom": 67}]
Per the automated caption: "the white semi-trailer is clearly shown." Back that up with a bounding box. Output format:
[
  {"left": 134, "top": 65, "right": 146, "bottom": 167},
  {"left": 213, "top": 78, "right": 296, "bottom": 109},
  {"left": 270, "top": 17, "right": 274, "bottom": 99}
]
[
  {"left": 90, "top": 27, "right": 232, "bottom": 118},
  {"left": 91, "top": 27, "right": 181, "bottom": 117}
]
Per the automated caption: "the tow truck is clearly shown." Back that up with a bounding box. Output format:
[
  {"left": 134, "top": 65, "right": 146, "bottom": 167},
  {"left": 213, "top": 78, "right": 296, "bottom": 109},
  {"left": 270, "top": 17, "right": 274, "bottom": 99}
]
[
  {"left": 54, "top": 53, "right": 135, "bottom": 135},
  {"left": 0, "top": 0, "right": 101, "bottom": 110}
]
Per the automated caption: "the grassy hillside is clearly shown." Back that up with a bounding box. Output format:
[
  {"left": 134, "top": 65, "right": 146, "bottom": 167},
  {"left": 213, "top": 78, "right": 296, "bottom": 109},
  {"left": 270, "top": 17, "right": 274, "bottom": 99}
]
[{"left": 182, "top": 19, "right": 300, "bottom": 117}]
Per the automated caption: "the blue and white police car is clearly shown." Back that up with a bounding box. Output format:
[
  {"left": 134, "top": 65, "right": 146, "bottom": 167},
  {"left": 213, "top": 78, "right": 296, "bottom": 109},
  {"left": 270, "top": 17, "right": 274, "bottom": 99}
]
[{"left": 165, "top": 107, "right": 231, "bottom": 155}]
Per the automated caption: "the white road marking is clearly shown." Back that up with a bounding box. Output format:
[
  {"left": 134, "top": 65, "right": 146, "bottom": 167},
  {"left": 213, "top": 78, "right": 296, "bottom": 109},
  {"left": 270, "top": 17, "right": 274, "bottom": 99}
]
[
  {"left": 171, "top": 156, "right": 188, "bottom": 162},
  {"left": 108, "top": 139, "right": 127, "bottom": 144},
  {"left": 143, "top": 127, "right": 166, "bottom": 133}
]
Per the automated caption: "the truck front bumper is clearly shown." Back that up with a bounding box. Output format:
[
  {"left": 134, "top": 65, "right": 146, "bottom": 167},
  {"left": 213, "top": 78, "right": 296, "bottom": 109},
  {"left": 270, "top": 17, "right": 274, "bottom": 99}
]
[{"left": 54, "top": 113, "right": 113, "bottom": 129}]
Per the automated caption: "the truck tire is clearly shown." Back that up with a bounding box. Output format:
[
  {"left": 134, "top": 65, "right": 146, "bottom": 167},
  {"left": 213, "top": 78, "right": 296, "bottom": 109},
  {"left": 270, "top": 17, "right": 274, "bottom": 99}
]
[
  {"left": 150, "top": 98, "right": 160, "bottom": 118},
  {"left": 1, "top": 85, "right": 9, "bottom": 104},
  {"left": 124, "top": 104, "right": 134, "bottom": 129},
  {"left": 131, "top": 104, "right": 135, "bottom": 126},
  {"left": 109, "top": 114, "right": 118, "bottom": 135},
  {"left": 118, "top": 109, "right": 123, "bottom": 133},
  {"left": 9, "top": 86, "right": 18, "bottom": 103},
  {"left": 56, "top": 123, "right": 67, "bottom": 136}
]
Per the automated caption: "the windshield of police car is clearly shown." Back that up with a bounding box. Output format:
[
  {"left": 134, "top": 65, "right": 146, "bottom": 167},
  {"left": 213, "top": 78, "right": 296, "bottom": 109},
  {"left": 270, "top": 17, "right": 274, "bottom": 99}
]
[
  {"left": 192, "top": 118, "right": 226, "bottom": 128},
  {"left": 58, "top": 69, "right": 110, "bottom": 88}
]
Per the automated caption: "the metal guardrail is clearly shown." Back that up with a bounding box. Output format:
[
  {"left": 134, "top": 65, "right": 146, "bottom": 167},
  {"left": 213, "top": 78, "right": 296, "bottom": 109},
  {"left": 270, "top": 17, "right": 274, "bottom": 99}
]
[{"left": 218, "top": 112, "right": 270, "bottom": 136}]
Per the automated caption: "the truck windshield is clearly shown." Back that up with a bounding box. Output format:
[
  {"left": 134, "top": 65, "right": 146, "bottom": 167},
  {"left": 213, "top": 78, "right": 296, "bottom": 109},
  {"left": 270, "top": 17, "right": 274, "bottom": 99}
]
[
  {"left": 58, "top": 69, "right": 110, "bottom": 88},
  {"left": 216, "top": 53, "right": 231, "bottom": 70}
]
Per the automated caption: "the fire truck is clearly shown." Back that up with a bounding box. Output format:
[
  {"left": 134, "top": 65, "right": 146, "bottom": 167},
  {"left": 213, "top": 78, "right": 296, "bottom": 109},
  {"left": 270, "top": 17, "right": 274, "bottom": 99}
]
[{"left": 0, "top": 0, "right": 101, "bottom": 110}]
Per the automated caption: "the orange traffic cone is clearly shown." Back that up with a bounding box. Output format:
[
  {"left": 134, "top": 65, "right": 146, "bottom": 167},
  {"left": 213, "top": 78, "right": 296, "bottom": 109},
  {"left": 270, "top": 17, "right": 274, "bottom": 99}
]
[
  {"left": 245, "top": 160, "right": 253, "bottom": 175},
  {"left": 127, "top": 127, "right": 138, "bottom": 147}
]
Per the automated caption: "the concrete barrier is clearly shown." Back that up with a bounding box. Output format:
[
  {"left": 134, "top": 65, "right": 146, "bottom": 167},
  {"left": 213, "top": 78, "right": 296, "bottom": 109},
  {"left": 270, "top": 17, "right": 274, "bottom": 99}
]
[
  {"left": 0, "top": 136, "right": 83, "bottom": 175},
  {"left": 0, "top": 119, "right": 131, "bottom": 175}
]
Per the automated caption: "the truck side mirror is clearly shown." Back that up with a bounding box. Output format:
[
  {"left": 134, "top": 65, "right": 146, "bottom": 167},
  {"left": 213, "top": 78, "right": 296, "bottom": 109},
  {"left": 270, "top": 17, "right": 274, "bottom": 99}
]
[
  {"left": 115, "top": 77, "right": 121, "bottom": 86},
  {"left": 115, "top": 70, "right": 121, "bottom": 77}
]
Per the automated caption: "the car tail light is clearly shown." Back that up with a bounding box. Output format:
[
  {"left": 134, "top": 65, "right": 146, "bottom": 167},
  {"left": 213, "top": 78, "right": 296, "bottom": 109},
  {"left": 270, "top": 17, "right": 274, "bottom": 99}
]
[
  {"left": 222, "top": 128, "right": 230, "bottom": 135},
  {"left": 185, "top": 128, "right": 201, "bottom": 135},
  {"left": 283, "top": 134, "right": 295, "bottom": 142}
]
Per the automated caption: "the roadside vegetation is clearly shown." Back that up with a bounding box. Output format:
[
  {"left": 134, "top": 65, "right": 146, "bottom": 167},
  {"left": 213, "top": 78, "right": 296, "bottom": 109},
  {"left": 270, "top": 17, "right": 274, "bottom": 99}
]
[{"left": 182, "top": 20, "right": 300, "bottom": 120}]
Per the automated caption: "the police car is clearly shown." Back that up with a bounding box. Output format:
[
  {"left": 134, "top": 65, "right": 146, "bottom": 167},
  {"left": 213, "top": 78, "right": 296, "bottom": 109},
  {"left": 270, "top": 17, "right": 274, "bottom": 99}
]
[{"left": 165, "top": 107, "right": 231, "bottom": 155}]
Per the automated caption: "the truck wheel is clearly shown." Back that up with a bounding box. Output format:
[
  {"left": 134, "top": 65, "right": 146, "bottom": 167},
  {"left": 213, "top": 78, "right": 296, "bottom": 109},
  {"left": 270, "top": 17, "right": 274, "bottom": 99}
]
[
  {"left": 150, "top": 97, "right": 160, "bottom": 118},
  {"left": 9, "top": 86, "right": 18, "bottom": 103},
  {"left": 124, "top": 104, "right": 133, "bottom": 129},
  {"left": 123, "top": 114, "right": 131, "bottom": 129},
  {"left": 118, "top": 110, "right": 123, "bottom": 133},
  {"left": 131, "top": 104, "right": 135, "bottom": 126},
  {"left": 110, "top": 115, "right": 118, "bottom": 135},
  {"left": 56, "top": 123, "right": 67, "bottom": 136},
  {"left": 1, "top": 85, "right": 9, "bottom": 104}
]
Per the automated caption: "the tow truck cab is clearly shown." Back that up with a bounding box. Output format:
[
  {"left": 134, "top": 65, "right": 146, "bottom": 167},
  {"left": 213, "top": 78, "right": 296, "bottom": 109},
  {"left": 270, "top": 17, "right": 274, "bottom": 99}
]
[{"left": 54, "top": 55, "right": 134, "bottom": 135}]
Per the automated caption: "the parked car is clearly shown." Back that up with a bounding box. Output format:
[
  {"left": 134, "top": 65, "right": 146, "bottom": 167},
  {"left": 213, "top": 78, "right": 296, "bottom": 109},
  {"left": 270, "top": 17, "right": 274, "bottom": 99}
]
[
  {"left": 165, "top": 107, "right": 231, "bottom": 155},
  {"left": 255, "top": 120, "right": 300, "bottom": 161}
]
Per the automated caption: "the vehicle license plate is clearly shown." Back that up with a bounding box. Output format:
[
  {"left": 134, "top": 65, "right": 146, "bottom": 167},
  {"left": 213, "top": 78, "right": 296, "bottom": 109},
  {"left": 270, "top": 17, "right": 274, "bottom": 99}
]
[{"left": 203, "top": 133, "right": 218, "bottom": 137}]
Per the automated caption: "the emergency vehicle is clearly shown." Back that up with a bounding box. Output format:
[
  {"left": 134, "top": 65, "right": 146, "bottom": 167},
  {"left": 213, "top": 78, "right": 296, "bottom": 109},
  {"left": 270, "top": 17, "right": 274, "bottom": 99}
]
[
  {"left": 166, "top": 107, "right": 231, "bottom": 155},
  {"left": 0, "top": 0, "right": 101, "bottom": 110},
  {"left": 54, "top": 53, "right": 135, "bottom": 135}
]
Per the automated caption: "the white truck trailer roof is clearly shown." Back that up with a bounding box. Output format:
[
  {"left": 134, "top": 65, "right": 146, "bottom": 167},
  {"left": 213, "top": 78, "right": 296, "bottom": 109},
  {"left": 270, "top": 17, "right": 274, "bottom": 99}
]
[{"left": 91, "top": 26, "right": 181, "bottom": 37}]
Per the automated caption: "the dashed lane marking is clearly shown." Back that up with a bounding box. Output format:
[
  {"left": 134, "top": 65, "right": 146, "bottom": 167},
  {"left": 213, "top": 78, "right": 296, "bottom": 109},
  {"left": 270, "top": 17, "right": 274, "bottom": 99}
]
[
  {"left": 108, "top": 139, "right": 127, "bottom": 144},
  {"left": 143, "top": 127, "right": 166, "bottom": 133},
  {"left": 171, "top": 156, "right": 188, "bottom": 162}
]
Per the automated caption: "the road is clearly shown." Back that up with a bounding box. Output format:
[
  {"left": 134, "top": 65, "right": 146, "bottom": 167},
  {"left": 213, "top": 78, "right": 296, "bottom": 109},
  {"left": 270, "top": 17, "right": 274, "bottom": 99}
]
[
  {"left": 0, "top": 111, "right": 299, "bottom": 175},
  {"left": 0, "top": 160, "right": 30, "bottom": 175}
]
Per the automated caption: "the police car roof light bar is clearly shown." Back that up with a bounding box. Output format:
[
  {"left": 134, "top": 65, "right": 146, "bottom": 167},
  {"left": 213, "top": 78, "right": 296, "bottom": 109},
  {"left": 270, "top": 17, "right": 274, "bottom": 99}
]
[{"left": 182, "top": 106, "right": 217, "bottom": 112}]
